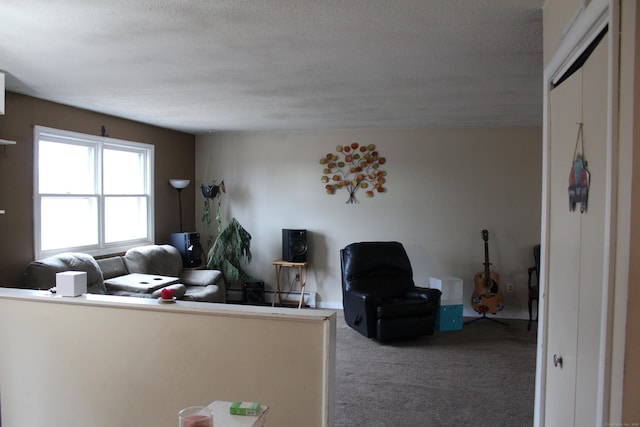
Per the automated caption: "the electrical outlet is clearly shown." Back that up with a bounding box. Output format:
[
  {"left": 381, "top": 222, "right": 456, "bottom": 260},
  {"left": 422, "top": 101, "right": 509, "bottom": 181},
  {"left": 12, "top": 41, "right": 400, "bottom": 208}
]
[{"left": 506, "top": 283, "right": 514, "bottom": 293}]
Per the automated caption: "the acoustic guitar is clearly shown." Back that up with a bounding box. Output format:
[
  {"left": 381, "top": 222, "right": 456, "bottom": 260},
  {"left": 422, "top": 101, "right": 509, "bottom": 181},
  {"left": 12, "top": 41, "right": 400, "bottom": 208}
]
[{"left": 471, "top": 230, "right": 505, "bottom": 314}]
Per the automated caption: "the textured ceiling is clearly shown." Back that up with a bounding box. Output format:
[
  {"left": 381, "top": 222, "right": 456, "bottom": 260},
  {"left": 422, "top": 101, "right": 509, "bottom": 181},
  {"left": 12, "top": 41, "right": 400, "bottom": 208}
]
[{"left": 1, "top": 0, "right": 543, "bottom": 134}]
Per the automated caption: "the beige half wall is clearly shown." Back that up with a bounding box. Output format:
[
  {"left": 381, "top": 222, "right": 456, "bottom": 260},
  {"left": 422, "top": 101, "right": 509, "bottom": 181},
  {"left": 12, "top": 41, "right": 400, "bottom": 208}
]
[{"left": 0, "top": 289, "right": 336, "bottom": 427}]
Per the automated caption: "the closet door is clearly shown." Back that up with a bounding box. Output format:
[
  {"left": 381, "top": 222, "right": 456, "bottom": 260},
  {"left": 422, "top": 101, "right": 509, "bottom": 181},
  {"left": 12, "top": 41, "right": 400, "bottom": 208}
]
[{"left": 544, "top": 32, "right": 608, "bottom": 426}]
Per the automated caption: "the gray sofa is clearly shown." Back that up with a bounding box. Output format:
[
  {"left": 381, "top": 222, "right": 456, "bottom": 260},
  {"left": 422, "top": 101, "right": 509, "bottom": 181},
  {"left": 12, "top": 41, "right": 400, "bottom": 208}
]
[{"left": 24, "top": 244, "right": 225, "bottom": 303}]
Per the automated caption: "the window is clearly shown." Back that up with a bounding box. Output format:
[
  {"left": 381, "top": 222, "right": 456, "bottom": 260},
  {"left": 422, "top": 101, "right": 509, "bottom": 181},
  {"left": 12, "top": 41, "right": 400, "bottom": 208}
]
[{"left": 34, "top": 126, "right": 154, "bottom": 259}]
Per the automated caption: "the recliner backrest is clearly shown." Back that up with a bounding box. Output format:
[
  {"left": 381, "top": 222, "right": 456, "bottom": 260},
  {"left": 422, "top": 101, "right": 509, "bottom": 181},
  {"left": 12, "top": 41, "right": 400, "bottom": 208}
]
[{"left": 341, "top": 241, "right": 415, "bottom": 298}]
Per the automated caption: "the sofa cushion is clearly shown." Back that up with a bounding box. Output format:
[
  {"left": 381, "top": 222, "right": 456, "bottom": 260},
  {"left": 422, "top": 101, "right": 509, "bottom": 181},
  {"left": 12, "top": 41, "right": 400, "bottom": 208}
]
[
  {"left": 179, "top": 269, "right": 223, "bottom": 287},
  {"left": 124, "top": 244, "right": 183, "bottom": 277},
  {"left": 107, "top": 284, "right": 186, "bottom": 299},
  {"left": 96, "top": 256, "right": 129, "bottom": 280},
  {"left": 183, "top": 284, "right": 224, "bottom": 303},
  {"left": 150, "top": 284, "right": 187, "bottom": 299},
  {"left": 25, "top": 253, "right": 107, "bottom": 295},
  {"left": 104, "top": 273, "right": 180, "bottom": 293}
]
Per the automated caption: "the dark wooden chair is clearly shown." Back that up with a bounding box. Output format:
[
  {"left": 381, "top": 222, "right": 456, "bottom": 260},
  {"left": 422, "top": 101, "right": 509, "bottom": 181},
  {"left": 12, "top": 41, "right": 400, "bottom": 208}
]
[{"left": 527, "top": 244, "right": 541, "bottom": 331}]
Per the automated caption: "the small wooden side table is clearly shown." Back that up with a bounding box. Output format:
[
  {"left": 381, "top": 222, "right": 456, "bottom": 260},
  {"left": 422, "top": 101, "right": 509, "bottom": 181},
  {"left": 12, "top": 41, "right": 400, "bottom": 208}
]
[{"left": 272, "top": 260, "right": 309, "bottom": 308}]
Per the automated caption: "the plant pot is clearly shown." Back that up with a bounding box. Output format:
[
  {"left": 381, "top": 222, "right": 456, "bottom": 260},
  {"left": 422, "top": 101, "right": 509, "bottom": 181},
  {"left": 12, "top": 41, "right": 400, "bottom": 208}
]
[{"left": 201, "top": 184, "right": 220, "bottom": 199}]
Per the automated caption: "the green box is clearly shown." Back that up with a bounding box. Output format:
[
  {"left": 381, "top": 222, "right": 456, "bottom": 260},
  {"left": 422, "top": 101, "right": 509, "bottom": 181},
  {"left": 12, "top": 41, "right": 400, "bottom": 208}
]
[{"left": 230, "top": 401, "right": 260, "bottom": 416}]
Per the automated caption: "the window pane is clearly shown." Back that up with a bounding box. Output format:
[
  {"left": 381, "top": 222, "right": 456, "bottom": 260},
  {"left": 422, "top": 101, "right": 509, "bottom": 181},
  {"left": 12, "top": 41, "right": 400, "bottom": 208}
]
[
  {"left": 40, "top": 197, "right": 98, "bottom": 250},
  {"left": 39, "top": 141, "right": 95, "bottom": 194},
  {"left": 105, "top": 197, "right": 148, "bottom": 242},
  {"left": 104, "top": 149, "right": 145, "bottom": 194},
  {"left": 34, "top": 126, "right": 154, "bottom": 258}
]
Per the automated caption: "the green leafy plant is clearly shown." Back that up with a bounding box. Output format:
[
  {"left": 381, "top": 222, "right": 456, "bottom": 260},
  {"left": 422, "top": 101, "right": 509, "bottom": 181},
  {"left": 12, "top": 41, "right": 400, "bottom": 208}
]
[
  {"left": 207, "top": 217, "right": 254, "bottom": 288},
  {"left": 201, "top": 180, "right": 225, "bottom": 247}
]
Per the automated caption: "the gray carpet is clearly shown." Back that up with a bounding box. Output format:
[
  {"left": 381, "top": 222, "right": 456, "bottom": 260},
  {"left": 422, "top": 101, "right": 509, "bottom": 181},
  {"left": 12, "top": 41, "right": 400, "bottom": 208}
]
[{"left": 334, "top": 313, "right": 537, "bottom": 427}]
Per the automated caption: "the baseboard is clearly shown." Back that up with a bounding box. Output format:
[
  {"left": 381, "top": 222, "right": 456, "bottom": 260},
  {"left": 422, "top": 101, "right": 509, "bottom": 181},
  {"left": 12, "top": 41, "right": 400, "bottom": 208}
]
[
  {"left": 223, "top": 295, "right": 530, "bottom": 319},
  {"left": 226, "top": 288, "right": 318, "bottom": 308},
  {"left": 317, "top": 301, "right": 343, "bottom": 310},
  {"left": 267, "top": 290, "right": 317, "bottom": 308},
  {"left": 463, "top": 307, "right": 532, "bottom": 321},
  {"left": 315, "top": 301, "right": 532, "bottom": 319}
]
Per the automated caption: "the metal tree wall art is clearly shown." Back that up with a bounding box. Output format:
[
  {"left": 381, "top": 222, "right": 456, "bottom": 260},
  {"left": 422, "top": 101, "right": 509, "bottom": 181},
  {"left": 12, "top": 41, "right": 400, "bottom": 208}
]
[{"left": 320, "top": 143, "right": 387, "bottom": 203}]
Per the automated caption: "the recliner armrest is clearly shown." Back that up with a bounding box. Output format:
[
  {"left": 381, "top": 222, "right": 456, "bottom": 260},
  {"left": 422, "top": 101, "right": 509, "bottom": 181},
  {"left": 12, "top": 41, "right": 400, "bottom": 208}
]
[
  {"left": 404, "top": 287, "right": 442, "bottom": 303},
  {"left": 342, "top": 290, "right": 379, "bottom": 338}
]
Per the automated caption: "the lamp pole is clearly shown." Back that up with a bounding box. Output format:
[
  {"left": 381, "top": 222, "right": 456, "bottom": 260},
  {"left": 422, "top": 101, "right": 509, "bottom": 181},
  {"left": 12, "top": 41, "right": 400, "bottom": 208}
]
[
  {"left": 177, "top": 187, "right": 184, "bottom": 232},
  {"left": 169, "top": 179, "right": 190, "bottom": 233}
]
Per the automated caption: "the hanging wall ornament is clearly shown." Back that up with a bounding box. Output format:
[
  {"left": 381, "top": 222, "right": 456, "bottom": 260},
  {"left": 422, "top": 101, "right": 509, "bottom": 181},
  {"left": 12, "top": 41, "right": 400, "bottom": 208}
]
[
  {"left": 568, "top": 123, "right": 590, "bottom": 213},
  {"left": 319, "top": 143, "right": 387, "bottom": 204}
]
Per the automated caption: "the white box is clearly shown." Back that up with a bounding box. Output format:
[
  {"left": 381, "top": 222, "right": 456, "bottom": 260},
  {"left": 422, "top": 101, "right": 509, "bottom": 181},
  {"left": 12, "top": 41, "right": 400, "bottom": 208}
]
[
  {"left": 56, "top": 271, "right": 87, "bottom": 296},
  {"left": 429, "top": 276, "right": 463, "bottom": 305}
]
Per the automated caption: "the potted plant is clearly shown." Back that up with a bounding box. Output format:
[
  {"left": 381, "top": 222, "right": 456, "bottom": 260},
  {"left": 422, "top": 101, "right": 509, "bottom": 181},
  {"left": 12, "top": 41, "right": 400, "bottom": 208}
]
[
  {"left": 207, "top": 217, "right": 254, "bottom": 289},
  {"left": 201, "top": 180, "right": 224, "bottom": 248}
]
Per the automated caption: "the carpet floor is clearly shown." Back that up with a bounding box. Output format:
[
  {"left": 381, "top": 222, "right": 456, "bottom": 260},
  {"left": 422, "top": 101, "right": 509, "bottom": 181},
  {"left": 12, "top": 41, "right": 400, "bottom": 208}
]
[{"left": 334, "top": 313, "right": 537, "bottom": 427}]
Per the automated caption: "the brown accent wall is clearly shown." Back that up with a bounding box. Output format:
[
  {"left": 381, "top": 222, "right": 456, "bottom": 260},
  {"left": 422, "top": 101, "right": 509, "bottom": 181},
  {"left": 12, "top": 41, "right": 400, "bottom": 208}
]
[{"left": 0, "top": 92, "right": 196, "bottom": 286}]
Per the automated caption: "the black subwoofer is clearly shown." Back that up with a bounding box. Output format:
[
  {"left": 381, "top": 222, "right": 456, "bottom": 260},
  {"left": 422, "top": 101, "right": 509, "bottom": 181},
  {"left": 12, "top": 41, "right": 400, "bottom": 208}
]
[
  {"left": 282, "top": 229, "right": 308, "bottom": 262},
  {"left": 243, "top": 281, "right": 265, "bottom": 305},
  {"left": 169, "top": 232, "right": 203, "bottom": 268}
]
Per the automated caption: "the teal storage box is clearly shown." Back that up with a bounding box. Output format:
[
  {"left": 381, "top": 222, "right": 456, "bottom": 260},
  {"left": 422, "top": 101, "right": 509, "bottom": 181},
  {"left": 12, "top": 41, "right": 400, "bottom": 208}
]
[{"left": 436, "top": 304, "right": 463, "bottom": 331}]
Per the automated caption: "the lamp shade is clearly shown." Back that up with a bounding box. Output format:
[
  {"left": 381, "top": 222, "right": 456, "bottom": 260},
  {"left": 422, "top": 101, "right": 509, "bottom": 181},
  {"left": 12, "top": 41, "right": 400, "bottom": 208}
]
[{"left": 169, "top": 179, "right": 190, "bottom": 189}]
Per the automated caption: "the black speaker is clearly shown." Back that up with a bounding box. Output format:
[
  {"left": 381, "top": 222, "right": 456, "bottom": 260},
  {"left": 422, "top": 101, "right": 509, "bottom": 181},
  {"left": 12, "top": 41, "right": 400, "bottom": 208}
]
[
  {"left": 282, "top": 229, "right": 308, "bottom": 262},
  {"left": 169, "top": 232, "right": 203, "bottom": 268},
  {"left": 243, "top": 281, "right": 265, "bottom": 305}
]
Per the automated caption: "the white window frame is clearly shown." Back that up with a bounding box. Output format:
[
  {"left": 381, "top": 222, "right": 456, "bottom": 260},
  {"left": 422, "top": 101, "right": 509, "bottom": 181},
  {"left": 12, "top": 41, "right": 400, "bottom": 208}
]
[{"left": 33, "top": 125, "right": 155, "bottom": 259}]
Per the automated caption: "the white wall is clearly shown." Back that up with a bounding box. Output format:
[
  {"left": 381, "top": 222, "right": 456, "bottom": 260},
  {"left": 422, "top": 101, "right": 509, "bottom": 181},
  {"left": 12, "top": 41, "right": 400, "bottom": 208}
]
[{"left": 195, "top": 127, "right": 542, "bottom": 318}]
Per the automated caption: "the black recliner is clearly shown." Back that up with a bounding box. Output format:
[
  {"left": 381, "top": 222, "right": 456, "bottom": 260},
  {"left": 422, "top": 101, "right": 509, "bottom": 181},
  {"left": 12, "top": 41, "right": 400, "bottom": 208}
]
[{"left": 340, "top": 241, "right": 442, "bottom": 342}]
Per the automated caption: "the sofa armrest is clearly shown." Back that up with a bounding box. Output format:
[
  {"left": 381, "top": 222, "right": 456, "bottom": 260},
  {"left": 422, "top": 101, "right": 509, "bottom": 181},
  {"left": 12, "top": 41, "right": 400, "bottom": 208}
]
[
  {"left": 179, "top": 269, "right": 223, "bottom": 287},
  {"left": 24, "top": 253, "right": 107, "bottom": 295}
]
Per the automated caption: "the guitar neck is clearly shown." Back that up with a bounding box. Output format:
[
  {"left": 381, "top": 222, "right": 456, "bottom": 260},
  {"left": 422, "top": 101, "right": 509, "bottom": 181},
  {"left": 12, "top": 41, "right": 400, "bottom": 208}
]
[{"left": 483, "top": 240, "right": 492, "bottom": 283}]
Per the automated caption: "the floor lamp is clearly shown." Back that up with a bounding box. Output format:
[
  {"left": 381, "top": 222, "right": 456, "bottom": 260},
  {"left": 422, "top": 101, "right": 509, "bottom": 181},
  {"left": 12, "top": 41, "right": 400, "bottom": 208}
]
[{"left": 169, "top": 179, "right": 190, "bottom": 232}]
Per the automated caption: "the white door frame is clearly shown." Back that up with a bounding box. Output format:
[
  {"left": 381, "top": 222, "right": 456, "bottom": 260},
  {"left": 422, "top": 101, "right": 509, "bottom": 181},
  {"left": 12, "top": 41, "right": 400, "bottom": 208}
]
[{"left": 535, "top": 0, "right": 619, "bottom": 425}]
